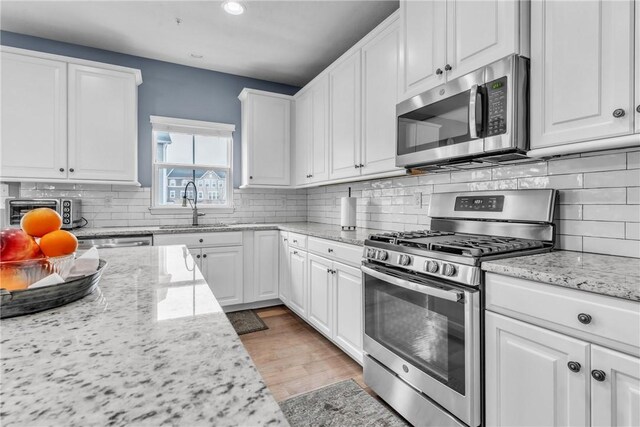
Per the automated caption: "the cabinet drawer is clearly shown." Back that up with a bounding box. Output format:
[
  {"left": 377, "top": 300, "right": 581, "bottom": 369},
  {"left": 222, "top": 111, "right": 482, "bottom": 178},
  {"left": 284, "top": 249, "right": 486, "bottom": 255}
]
[
  {"left": 308, "top": 237, "right": 363, "bottom": 267},
  {"left": 288, "top": 232, "right": 307, "bottom": 249},
  {"left": 153, "top": 231, "right": 243, "bottom": 248},
  {"left": 486, "top": 273, "right": 640, "bottom": 353}
]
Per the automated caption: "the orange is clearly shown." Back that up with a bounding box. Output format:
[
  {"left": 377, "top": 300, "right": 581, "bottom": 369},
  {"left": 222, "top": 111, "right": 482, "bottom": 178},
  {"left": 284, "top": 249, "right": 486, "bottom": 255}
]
[
  {"left": 38, "top": 230, "right": 78, "bottom": 257},
  {"left": 21, "top": 208, "right": 62, "bottom": 237}
]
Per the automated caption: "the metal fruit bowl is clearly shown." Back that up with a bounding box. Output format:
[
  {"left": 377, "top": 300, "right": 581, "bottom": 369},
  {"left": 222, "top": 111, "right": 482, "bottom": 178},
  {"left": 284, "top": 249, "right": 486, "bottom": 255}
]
[
  {"left": 0, "top": 253, "right": 76, "bottom": 290},
  {"left": 0, "top": 259, "right": 107, "bottom": 318}
]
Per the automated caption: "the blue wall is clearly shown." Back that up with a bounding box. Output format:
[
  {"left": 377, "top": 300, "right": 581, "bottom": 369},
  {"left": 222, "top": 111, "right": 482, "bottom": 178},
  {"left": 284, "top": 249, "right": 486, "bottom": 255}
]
[{"left": 0, "top": 31, "right": 300, "bottom": 187}]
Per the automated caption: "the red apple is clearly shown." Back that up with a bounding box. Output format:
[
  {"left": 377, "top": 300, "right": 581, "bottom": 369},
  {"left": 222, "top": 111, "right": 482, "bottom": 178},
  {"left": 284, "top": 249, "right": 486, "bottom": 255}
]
[{"left": 0, "top": 228, "right": 44, "bottom": 262}]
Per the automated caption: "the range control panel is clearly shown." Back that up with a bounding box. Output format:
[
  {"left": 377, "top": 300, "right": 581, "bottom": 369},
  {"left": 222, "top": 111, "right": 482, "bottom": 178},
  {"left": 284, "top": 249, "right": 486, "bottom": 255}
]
[
  {"left": 486, "top": 77, "right": 508, "bottom": 137},
  {"left": 455, "top": 195, "right": 505, "bottom": 212}
]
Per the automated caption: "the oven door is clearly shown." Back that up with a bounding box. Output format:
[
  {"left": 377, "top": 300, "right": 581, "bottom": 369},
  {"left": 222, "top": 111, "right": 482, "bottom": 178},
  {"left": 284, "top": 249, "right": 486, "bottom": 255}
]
[
  {"left": 396, "top": 67, "right": 485, "bottom": 168},
  {"left": 362, "top": 263, "right": 480, "bottom": 426}
]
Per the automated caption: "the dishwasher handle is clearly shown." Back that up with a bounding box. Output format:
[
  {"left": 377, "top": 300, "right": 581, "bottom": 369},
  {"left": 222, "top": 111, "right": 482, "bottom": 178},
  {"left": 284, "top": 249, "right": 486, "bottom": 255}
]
[{"left": 91, "top": 241, "right": 149, "bottom": 249}]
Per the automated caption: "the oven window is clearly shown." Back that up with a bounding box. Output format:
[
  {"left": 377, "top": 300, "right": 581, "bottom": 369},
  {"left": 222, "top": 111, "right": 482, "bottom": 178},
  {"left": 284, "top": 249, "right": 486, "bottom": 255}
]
[
  {"left": 397, "top": 90, "right": 473, "bottom": 156},
  {"left": 364, "top": 273, "right": 466, "bottom": 395}
]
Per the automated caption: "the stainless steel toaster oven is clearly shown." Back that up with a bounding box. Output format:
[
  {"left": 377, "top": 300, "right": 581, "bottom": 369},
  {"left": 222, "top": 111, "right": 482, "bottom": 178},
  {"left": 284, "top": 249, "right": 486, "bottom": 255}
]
[{"left": 5, "top": 198, "right": 83, "bottom": 229}]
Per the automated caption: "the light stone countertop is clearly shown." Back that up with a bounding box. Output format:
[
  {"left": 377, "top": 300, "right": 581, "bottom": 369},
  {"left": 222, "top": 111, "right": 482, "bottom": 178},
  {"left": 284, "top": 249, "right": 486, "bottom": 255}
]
[
  {"left": 72, "top": 222, "right": 386, "bottom": 246},
  {"left": 482, "top": 250, "right": 640, "bottom": 302},
  {"left": 0, "top": 245, "right": 288, "bottom": 427}
]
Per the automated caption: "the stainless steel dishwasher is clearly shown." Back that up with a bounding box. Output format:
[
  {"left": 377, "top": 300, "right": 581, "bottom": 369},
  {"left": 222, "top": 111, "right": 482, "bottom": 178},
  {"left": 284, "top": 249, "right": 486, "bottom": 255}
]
[{"left": 77, "top": 235, "right": 153, "bottom": 250}]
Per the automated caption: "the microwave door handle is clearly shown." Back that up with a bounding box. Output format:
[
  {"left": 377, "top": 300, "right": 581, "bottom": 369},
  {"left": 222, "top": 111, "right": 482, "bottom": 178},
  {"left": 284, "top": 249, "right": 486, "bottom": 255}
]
[
  {"left": 361, "top": 266, "right": 463, "bottom": 302},
  {"left": 469, "top": 84, "right": 479, "bottom": 139}
]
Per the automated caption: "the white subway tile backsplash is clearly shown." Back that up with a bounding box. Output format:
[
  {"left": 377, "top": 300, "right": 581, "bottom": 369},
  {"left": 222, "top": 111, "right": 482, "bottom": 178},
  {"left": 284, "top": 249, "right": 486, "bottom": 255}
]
[
  {"left": 518, "top": 174, "right": 583, "bottom": 190},
  {"left": 548, "top": 153, "right": 626, "bottom": 175},
  {"left": 557, "top": 235, "right": 583, "bottom": 252},
  {"left": 491, "top": 161, "right": 547, "bottom": 179},
  {"left": 583, "top": 237, "right": 640, "bottom": 258},
  {"left": 627, "top": 151, "right": 640, "bottom": 169},
  {"left": 628, "top": 188, "right": 640, "bottom": 205},
  {"left": 557, "top": 220, "right": 626, "bottom": 239},
  {"left": 584, "top": 169, "right": 640, "bottom": 188},
  {"left": 626, "top": 223, "right": 640, "bottom": 240},
  {"left": 583, "top": 205, "right": 640, "bottom": 222},
  {"left": 559, "top": 188, "right": 626, "bottom": 205}
]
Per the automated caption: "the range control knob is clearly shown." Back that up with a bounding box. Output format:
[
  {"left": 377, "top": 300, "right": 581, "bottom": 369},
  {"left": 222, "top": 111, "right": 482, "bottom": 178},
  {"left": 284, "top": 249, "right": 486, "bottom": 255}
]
[
  {"left": 377, "top": 251, "right": 389, "bottom": 261},
  {"left": 425, "top": 260, "right": 439, "bottom": 273},
  {"left": 398, "top": 254, "right": 412, "bottom": 266},
  {"left": 442, "top": 263, "right": 457, "bottom": 277},
  {"left": 366, "top": 248, "right": 376, "bottom": 258}
]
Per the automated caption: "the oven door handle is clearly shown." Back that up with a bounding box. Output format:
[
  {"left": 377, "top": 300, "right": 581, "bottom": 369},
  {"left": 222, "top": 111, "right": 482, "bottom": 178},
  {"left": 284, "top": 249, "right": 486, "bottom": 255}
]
[
  {"left": 361, "top": 266, "right": 464, "bottom": 303},
  {"left": 469, "top": 84, "right": 480, "bottom": 139}
]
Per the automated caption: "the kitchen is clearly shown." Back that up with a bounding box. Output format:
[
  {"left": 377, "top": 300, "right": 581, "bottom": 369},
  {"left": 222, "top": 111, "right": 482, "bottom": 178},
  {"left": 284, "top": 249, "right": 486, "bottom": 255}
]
[{"left": 0, "top": 0, "right": 638, "bottom": 426}]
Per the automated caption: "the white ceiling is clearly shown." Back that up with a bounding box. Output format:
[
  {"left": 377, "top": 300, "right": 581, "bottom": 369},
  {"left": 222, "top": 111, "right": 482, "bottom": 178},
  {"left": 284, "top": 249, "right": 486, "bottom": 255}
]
[{"left": 0, "top": 0, "right": 399, "bottom": 87}]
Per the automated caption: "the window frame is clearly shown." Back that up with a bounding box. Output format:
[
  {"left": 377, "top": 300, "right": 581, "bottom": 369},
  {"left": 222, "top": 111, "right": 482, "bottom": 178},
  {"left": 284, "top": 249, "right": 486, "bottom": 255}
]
[{"left": 149, "top": 116, "right": 235, "bottom": 213}]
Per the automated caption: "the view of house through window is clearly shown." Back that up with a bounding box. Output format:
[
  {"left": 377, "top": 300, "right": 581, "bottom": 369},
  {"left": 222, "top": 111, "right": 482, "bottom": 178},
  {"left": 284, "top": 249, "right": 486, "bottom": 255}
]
[{"left": 151, "top": 117, "right": 234, "bottom": 209}]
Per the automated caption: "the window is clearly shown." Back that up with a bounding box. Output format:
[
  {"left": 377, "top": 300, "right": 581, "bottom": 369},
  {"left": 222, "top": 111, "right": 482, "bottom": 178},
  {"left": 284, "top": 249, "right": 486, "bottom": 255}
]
[{"left": 151, "top": 116, "right": 235, "bottom": 210}]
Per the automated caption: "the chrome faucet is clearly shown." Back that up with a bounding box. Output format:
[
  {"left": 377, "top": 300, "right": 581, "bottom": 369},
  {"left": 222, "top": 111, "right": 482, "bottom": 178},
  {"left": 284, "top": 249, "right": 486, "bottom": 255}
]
[{"left": 182, "top": 180, "right": 205, "bottom": 226}]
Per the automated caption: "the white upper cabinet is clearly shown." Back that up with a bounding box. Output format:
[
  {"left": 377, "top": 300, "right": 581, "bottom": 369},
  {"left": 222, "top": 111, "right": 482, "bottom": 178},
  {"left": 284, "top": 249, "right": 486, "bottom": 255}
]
[
  {"left": 446, "top": 0, "right": 521, "bottom": 80},
  {"left": 1, "top": 48, "right": 141, "bottom": 184},
  {"left": 361, "top": 21, "right": 402, "bottom": 175},
  {"left": 329, "top": 50, "right": 362, "bottom": 180},
  {"left": 530, "top": 0, "right": 635, "bottom": 150},
  {"left": 591, "top": 345, "right": 640, "bottom": 426},
  {"left": 239, "top": 89, "right": 292, "bottom": 187},
  {"left": 635, "top": 3, "right": 640, "bottom": 135},
  {"left": 293, "top": 89, "right": 312, "bottom": 186},
  {"left": 1, "top": 52, "right": 67, "bottom": 180},
  {"left": 309, "top": 75, "right": 330, "bottom": 183},
  {"left": 399, "top": 0, "right": 526, "bottom": 102},
  {"left": 399, "top": 0, "right": 446, "bottom": 100},
  {"left": 68, "top": 64, "right": 137, "bottom": 182}
]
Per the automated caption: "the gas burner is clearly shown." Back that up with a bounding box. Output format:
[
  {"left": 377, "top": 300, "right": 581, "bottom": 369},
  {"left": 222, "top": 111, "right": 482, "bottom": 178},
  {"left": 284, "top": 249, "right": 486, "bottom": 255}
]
[
  {"left": 430, "top": 236, "right": 544, "bottom": 257},
  {"left": 368, "top": 230, "right": 454, "bottom": 244}
]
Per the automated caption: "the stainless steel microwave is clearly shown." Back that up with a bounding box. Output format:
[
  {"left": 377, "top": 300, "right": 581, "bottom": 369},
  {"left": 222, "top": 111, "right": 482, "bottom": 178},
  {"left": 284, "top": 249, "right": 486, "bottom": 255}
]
[
  {"left": 396, "top": 55, "right": 529, "bottom": 169},
  {"left": 5, "top": 198, "right": 83, "bottom": 229}
]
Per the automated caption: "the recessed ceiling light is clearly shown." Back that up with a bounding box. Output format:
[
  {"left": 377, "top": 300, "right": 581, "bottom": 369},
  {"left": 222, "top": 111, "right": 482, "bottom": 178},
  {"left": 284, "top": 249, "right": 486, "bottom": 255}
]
[
  {"left": 222, "top": 1, "right": 245, "bottom": 15},
  {"left": 190, "top": 53, "right": 203, "bottom": 59}
]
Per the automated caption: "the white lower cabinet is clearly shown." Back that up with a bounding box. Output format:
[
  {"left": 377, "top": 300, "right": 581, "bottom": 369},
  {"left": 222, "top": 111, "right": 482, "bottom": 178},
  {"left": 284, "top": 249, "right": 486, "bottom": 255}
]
[
  {"left": 288, "top": 247, "right": 308, "bottom": 319},
  {"left": 200, "top": 246, "right": 244, "bottom": 306},
  {"left": 591, "top": 345, "right": 640, "bottom": 427},
  {"left": 486, "top": 276, "right": 640, "bottom": 427},
  {"left": 485, "top": 312, "right": 589, "bottom": 427},
  {"left": 278, "top": 232, "right": 290, "bottom": 304},
  {"left": 308, "top": 254, "right": 333, "bottom": 337},
  {"left": 252, "top": 230, "right": 279, "bottom": 302},
  {"left": 332, "top": 262, "right": 363, "bottom": 363}
]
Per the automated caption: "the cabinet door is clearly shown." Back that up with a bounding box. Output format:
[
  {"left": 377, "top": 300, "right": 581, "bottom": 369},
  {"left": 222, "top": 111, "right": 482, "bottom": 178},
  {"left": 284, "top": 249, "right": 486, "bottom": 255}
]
[
  {"left": 307, "top": 254, "right": 333, "bottom": 337},
  {"left": 636, "top": 4, "right": 640, "bottom": 135},
  {"left": 329, "top": 51, "right": 362, "bottom": 179},
  {"left": 485, "top": 312, "right": 589, "bottom": 427},
  {"left": 253, "top": 230, "right": 279, "bottom": 302},
  {"left": 309, "top": 75, "right": 330, "bottom": 183},
  {"left": 68, "top": 64, "right": 137, "bottom": 182},
  {"left": 288, "top": 248, "right": 308, "bottom": 318},
  {"left": 246, "top": 93, "right": 291, "bottom": 186},
  {"left": 446, "top": 0, "right": 520, "bottom": 80},
  {"left": 398, "top": 0, "right": 446, "bottom": 101},
  {"left": 333, "top": 262, "right": 363, "bottom": 364},
  {"left": 1, "top": 53, "right": 67, "bottom": 180},
  {"left": 293, "top": 90, "right": 311, "bottom": 185},
  {"left": 278, "top": 232, "right": 290, "bottom": 303},
  {"left": 200, "top": 246, "right": 244, "bottom": 306},
  {"left": 531, "top": 0, "right": 635, "bottom": 149},
  {"left": 591, "top": 345, "right": 640, "bottom": 426},
  {"left": 361, "top": 21, "right": 402, "bottom": 175}
]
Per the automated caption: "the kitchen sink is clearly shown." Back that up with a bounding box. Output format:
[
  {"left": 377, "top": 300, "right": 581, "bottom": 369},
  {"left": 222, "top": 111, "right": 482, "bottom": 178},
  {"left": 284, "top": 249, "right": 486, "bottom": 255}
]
[{"left": 159, "top": 224, "right": 228, "bottom": 229}]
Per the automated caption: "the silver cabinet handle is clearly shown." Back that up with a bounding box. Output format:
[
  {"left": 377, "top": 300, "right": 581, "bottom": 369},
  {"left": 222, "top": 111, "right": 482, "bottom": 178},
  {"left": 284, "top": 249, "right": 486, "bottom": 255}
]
[{"left": 361, "top": 266, "right": 464, "bottom": 302}]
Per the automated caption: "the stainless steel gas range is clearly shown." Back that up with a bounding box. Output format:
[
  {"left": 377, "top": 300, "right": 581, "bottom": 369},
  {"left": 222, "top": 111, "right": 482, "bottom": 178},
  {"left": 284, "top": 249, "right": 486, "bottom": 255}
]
[{"left": 361, "top": 189, "right": 557, "bottom": 427}]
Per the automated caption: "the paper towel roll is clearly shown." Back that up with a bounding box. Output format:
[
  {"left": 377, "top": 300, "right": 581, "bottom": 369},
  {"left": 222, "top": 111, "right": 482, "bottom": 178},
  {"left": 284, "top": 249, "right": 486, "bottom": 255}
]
[{"left": 340, "top": 197, "right": 356, "bottom": 230}]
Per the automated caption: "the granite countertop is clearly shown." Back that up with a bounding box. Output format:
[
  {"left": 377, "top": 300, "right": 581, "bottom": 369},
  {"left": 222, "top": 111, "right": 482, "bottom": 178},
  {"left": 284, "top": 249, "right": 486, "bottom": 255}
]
[
  {"left": 0, "top": 246, "right": 288, "bottom": 427},
  {"left": 482, "top": 250, "right": 640, "bottom": 302},
  {"left": 73, "top": 222, "right": 385, "bottom": 246}
]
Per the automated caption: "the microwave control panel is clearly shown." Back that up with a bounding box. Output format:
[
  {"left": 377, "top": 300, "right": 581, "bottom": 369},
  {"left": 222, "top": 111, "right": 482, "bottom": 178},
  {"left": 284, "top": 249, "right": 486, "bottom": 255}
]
[
  {"left": 486, "top": 77, "right": 507, "bottom": 137},
  {"left": 455, "top": 195, "right": 505, "bottom": 212}
]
